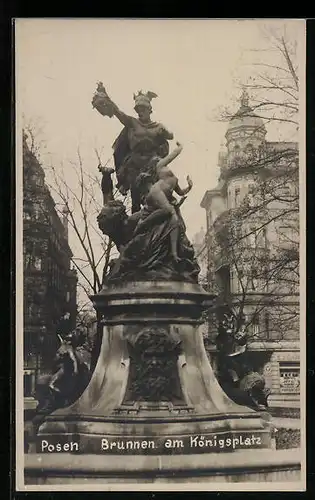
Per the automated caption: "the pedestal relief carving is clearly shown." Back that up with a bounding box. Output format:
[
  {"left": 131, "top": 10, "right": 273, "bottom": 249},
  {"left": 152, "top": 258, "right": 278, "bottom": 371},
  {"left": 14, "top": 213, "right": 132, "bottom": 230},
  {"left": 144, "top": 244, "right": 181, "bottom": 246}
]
[{"left": 123, "top": 325, "right": 184, "bottom": 404}]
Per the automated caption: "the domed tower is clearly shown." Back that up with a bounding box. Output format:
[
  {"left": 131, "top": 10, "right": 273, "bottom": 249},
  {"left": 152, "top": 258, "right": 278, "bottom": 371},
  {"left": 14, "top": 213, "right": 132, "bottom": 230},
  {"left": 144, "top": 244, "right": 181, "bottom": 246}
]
[
  {"left": 222, "top": 90, "right": 267, "bottom": 210},
  {"left": 225, "top": 89, "right": 266, "bottom": 165}
]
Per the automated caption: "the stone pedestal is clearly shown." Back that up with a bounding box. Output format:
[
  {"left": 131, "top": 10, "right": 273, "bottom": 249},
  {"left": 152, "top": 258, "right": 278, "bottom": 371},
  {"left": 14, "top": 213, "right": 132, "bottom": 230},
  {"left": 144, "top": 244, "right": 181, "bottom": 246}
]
[
  {"left": 24, "top": 449, "right": 302, "bottom": 486},
  {"left": 36, "top": 281, "right": 272, "bottom": 455}
]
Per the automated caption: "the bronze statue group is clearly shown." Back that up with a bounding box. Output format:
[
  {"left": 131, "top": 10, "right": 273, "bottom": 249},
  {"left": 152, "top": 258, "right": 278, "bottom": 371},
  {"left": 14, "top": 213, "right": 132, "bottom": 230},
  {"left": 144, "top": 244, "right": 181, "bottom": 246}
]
[{"left": 94, "top": 84, "right": 199, "bottom": 284}]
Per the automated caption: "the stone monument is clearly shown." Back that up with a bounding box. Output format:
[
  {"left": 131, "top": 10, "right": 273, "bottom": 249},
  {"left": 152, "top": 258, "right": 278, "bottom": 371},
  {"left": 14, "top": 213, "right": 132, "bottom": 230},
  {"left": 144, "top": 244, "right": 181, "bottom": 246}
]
[
  {"left": 25, "top": 85, "right": 301, "bottom": 485},
  {"left": 36, "top": 84, "right": 271, "bottom": 454}
]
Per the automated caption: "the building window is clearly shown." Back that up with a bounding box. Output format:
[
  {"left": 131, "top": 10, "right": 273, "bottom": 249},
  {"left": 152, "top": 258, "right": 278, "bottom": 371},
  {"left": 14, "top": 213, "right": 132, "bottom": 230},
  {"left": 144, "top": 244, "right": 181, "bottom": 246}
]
[
  {"left": 206, "top": 212, "right": 212, "bottom": 231},
  {"left": 26, "top": 304, "right": 33, "bottom": 317},
  {"left": 24, "top": 370, "right": 35, "bottom": 397},
  {"left": 234, "top": 223, "right": 242, "bottom": 240},
  {"left": 230, "top": 269, "right": 234, "bottom": 291},
  {"left": 27, "top": 303, "right": 41, "bottom": 317},
  {"left": 252, "top": 313, "right": 260, "bottom": 335},
  {"left": 33, "top": 203, "right": 42, "bottom": 220},
  {"left": 33, "top": 257, "right": 42, "bottom": 270},
  {"left": 248, "top": 227, "right": 256, "bottom": 247},
  {"left": 24, "top": 253, "right": 32, "bottom": 269},
  {"left": 24, "top": 246, "right": 44, "bottom": 271},
  {"left": 234, "top": 187, "right": 240, "bottom": 207},
  {"left": 247, "top": 227, "right": 267, "bottom": 249},
  {"left": 279, "top": 185, "right": 291, "bottom": 200},
  {"left": 247, "top": 184, "right": 255, "bottom": 203},
  {"left": 256, "top": 227, "right": 268, "bottom": 249},
  {"left": 23, "top": 210, "right": 32, "bottom": 220},
  {"left": 26, "top": 303, "right": 42, "bottom": 318},
  {"left": 32, "top": 174, "right": 44, "bottom": 187},
  {"left": 236, "top": 269, "right": 244, "bottom": 292},
  {"left": 245, "top": 143, "right": 254, "bottom": 157},
  {"left": 250, "top": 268, "right": 261, "bottom": 291},
  {"left": 264, "top": 313, "right": 270, "bottom": 338},
  {"left": 258, "top": 144, "right": 265, "bottom": 158},
  {"left": 279, "top": 362, "right": 300, "bottom": 394},
  {"left": 278, "top": 226, "right": 294, "bottom": 249}
]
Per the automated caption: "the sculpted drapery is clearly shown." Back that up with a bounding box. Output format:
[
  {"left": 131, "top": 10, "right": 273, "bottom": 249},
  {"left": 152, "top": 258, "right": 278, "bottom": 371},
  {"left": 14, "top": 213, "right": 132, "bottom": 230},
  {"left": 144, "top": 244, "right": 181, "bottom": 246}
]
[{"left": 92, "top": 84, "right": 173, "bottom": 213}]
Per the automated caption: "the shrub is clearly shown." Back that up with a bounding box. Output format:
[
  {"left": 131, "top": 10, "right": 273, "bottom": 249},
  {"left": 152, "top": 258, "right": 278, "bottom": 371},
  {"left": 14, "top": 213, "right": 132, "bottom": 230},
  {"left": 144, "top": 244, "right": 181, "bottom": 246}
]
[{"left": 275, "top": 428, "right": 300, "bottom": 449}]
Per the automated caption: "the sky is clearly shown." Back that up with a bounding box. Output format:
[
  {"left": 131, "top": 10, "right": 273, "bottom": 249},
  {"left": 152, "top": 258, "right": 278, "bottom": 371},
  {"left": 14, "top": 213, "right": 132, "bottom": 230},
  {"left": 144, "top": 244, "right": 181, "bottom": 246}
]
[{"left": 15, "top": 18, "right": 305, "bottom": 297}]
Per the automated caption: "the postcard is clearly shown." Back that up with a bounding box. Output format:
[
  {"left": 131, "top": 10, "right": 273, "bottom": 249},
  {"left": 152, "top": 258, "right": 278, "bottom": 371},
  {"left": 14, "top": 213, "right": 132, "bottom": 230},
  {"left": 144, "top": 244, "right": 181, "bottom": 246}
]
[{"left": 15, "top": 18, "right": 306, "bottom": 491}]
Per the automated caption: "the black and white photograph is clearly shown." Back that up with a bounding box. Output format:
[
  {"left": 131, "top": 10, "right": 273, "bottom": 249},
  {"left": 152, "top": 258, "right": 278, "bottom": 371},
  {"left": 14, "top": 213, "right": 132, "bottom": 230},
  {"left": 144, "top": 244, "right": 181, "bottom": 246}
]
[{"left": 15, "top": 18, "right": 306, "bottom": 491}]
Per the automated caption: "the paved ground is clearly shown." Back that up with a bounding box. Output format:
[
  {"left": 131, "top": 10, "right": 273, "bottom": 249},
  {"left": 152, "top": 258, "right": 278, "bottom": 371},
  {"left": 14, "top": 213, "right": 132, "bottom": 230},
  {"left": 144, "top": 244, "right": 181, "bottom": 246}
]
[{"left": 271, "top": 417, "right": 301, "bottom": 429}]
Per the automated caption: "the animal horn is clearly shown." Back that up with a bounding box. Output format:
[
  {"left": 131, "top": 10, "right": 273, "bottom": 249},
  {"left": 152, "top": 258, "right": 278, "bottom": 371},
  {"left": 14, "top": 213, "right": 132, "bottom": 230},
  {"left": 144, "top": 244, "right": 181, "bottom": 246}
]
[{"left": 57, "top": 334, "right": 63, "bottom": 344}]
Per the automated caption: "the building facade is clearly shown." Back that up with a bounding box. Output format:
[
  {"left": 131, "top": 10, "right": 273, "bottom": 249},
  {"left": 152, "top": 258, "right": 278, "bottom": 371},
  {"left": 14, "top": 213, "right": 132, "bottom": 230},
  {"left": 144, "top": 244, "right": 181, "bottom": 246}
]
[
  {"left": 192, "top": 227, "right": 207, "bottom": 285},
  {"left": 191, "top": 227, "right": 209, "bottom": 340},
  {"left": 23, "top": 132, "right": 77, "bottom": 409},
  {"left": 200, "top": 92, "right": 300, "bottom": 413}
]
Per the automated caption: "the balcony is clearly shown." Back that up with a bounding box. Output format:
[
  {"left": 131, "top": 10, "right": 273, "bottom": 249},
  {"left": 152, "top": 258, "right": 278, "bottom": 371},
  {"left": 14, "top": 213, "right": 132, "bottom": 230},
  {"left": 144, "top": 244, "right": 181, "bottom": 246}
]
[{"left": 248, "top": 340, "right": 300, "bottom": 351}]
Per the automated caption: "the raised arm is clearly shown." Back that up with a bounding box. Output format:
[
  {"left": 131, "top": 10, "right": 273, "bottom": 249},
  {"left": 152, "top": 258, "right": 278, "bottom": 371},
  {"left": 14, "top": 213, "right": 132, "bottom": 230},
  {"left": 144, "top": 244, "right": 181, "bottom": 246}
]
[
  {"left": 92, "top": 82, "right": 134, "bottom": 127},
  {"left": 174, "top": 175, "right": 193, "bottom": 196},
  {"left": 156, "top": 141, "right": 183, "bottom": 169},
  {"left": 110, "top": 101, "right": 134, "bottom": 127}
]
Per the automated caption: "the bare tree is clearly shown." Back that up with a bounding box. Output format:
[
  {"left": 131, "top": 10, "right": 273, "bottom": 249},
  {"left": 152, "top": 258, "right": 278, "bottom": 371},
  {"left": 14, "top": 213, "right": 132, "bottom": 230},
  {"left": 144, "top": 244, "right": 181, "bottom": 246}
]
[
  {"left": 205, "top": 26, "right": 300, "bottom": 348},
  {"left": 23, "top": 117, "right": 126, "bottom": 300},
  {"left": 214, "top": 26, "right": 299, "bottom": 133},
  {"left": 22, "top": 114, "right": 49, "bottom": 159},
  {"left": 44, "top": 148, "right": 129, "bottom": 370},
  {"left": 213, "top": 178, "right": 299, "bottom": 344},
  {"left": 23, "top": 125, "right": 129, "bottom": 370},
  {"left": 44, "top": 145, "right": 133, "bottom": 297},
  {"left": 46, "top": 150, "right": 107, "bottom": 296}
]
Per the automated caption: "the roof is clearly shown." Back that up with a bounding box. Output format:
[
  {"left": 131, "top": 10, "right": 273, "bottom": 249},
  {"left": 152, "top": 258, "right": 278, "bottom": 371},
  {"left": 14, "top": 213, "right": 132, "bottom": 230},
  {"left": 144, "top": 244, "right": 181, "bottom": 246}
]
[
  {"left": 226, "top": 90, "right": 266, "bottom": 135},
  {"left": 266, "top": 141, "right": 298, "bottom": 152},
  {"left": 227, "top": 110, "right": 266, "bottom": 133},
  {"left": 200, "top": 180, "right": 225, "bottom": 208}
]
